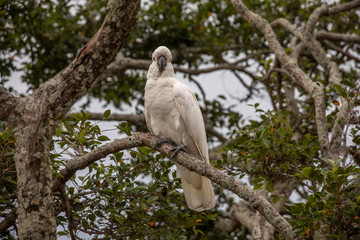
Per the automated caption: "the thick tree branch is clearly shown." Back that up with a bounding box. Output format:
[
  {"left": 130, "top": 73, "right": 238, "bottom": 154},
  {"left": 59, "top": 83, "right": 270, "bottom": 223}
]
[
  {"left": 306, "top": 1, "right": 360, "bottom": 33},
  {"left": 303, "top": 3, "right": 355, "bottom": 157},
  {"left": 328, "top": 0, "right": 360, "bottom": 15}
]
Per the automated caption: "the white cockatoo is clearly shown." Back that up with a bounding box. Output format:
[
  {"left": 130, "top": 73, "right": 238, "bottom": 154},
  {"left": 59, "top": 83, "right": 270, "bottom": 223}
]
[{"left": 144, "top": 46, "right": 215, "bottom": 211}]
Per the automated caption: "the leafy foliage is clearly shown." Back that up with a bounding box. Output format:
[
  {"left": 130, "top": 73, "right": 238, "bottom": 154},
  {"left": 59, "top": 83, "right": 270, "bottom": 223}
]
[
  {"left": 288, "top": 165, "right": 360, "bottom": 239},
  {"left": 52, "top": 112, "right": 219, "bottom": 239}
]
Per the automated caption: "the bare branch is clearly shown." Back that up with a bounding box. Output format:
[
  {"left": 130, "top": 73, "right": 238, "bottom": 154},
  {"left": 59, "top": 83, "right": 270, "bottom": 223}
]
[
  {"left": 175, "top": 63, "right": 247, "bottom": 75},
  {"left": 323, "top": 40, "right": 360, "bottom": 62},
  {"left": 306, "top": 1, "right": 360, "bottom": 34},
  {"left": 316, "top": 31, "right": 360, "bottom": 43},
  {"left": 59, "top": 187, "right": 76, "bottom": 240},
  {"left": 303, "top": 3, "right": 355, "bottom": 157},
  {"left": 328, "top": 0, "right": 360, "bottom": 15},
  {"left": 229, "top": 202, "right": 256, "bottom": 231}
]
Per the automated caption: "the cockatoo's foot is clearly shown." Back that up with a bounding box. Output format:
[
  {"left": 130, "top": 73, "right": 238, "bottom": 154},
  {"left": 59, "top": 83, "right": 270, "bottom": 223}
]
[
  {"left": 170, "top": 144, "right": 188, "bottom": 159},
  {"left": 154, "top": 137, "right": 177, "bottom": 150}
]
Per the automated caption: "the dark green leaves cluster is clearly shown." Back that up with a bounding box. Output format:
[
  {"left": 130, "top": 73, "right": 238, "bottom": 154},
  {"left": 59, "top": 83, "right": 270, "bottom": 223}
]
[
  {"left": 225, "top": 106, "right": 320, "bottom": 180},
  {"left": 288, "top": 165, "right": 360, "bottom": 239}
]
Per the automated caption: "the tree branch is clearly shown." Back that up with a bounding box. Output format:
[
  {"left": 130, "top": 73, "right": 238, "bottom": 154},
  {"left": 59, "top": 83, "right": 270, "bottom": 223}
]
[
  {"left": 323, "top": 40, "right": 360, "bottom": 62},
  {"left": 328, "top": 0, "right": 360, "bottom": 15},
  {"left": 229, "top": 202, "right": 256, "bottom": 231},
  {"left": 52, "top": 137, "right": 143, "bottom": 190},
  {"left": 231, "top": 0, "right": 330, "bottom": 156},
  {"left": 316, "top": 31, "right": 360, "bottom": 43}
]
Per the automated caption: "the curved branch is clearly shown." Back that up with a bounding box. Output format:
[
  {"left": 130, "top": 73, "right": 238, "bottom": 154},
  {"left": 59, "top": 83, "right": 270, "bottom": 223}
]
[
  {"left": 306, "top": 1, "right": 360, "bottom": 34},
  {"left": 52, "top": 137, "right": 143, "bottom": 190}
]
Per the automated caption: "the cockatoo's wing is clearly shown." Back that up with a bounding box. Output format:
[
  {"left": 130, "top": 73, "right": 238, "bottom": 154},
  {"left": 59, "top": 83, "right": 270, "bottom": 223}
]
[
  {"left": 172, "top": 82, "right": 208, "bottom": 162},
  {"left": 173, "top": 81, "right": 215, "bottom": 211}
]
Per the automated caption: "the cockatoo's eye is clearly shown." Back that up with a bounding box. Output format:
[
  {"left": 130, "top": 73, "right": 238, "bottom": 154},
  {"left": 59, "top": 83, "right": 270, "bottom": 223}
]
[{"left": 152, "top": 57, "right": 155, "bottom": 61}]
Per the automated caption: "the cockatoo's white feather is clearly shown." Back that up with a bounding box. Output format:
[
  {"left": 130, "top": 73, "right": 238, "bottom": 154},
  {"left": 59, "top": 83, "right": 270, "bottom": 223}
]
[{"left": 144, "top": 46, "right": 215, "bottom": 211}]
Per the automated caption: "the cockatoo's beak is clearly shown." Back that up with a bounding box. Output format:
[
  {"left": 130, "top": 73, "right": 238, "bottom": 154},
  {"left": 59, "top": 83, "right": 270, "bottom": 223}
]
[{"left": 157, "top": 56, "right": 166, "bottom": 72}]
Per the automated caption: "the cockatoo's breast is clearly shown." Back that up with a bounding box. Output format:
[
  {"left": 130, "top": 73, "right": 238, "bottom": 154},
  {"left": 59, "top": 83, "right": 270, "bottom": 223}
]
[{"left": 144, "top": 77, "right": 184, "bottom": 143}]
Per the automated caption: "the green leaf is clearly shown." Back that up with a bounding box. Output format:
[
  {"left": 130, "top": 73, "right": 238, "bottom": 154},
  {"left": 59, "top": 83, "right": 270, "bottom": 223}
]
[
  {"left": 301, "top": 167, "right": 313, "bottom": 177},
  {"left": 98, "top": 135, "right": 110, "bottom": 141},
  {"left": 103, "top": 109, "right": 111, "bottom": 120},
  {"left": 147, "top": 196, "right": 158, "bottom": 202}
]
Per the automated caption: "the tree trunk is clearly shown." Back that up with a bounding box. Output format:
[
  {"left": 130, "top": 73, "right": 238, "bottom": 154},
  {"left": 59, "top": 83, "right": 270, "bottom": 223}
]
[{"left": 14, "top": 98, "right": 57, "bottom": 239}]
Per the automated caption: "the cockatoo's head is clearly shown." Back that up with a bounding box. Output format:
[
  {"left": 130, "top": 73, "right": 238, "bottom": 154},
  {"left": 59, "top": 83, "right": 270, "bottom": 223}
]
[
  {"left": 147, "top": 46, "right": 175, "bottom": 79},
  {"left": 152, "top": 46, "right": 172, "bottom": 72}
]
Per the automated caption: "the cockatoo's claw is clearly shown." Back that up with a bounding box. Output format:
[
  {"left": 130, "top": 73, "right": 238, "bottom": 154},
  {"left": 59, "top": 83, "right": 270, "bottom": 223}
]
[
  {"left": 170, "top": 144, "right": 188, "bottom": 159},
  {"left": 154, "top": 137, "right": 177, "bottom": 150}
]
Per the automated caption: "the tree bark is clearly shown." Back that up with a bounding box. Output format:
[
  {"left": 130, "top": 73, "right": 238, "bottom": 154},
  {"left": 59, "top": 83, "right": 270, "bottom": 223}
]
[{"left": 1, "top": 0, "right": 140, "bottom": 239}]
